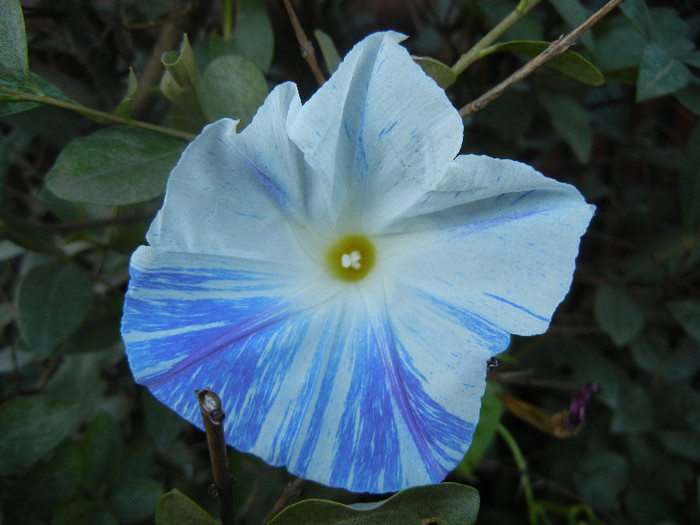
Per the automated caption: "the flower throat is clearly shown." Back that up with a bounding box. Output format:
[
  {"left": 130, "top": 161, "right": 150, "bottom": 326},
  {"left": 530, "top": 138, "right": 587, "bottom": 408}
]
[{"left": 325, "top": 234, "right": 376, "bottom": 282}]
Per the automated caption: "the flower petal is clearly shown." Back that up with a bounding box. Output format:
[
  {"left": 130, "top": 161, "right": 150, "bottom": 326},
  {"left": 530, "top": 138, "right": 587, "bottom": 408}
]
[
  {"left": 382, "top": 155, "right": 595, "bottom": 335},
  {"left": 147, "top": 83, "right": 321, "bottom": 260},
  {"left": 124, "top": 246, "right": 492, "bottom": 492},
  {"left": 122, "top": 246, "right": 319, "bottom": 387},
  {"left": 288, "top": 32, "right": 463, "bottom": 231}
]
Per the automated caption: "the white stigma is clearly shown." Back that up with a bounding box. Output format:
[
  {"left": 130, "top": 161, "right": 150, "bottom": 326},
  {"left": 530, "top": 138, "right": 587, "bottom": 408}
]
[{"left": 341, "top": 250, "right": 362, "bottom": 270}]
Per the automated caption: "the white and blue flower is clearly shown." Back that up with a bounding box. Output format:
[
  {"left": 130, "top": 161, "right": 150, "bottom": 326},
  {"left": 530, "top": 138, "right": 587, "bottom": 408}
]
[{"left": 121, "top": 31, "right": 594, "bottom": 493}]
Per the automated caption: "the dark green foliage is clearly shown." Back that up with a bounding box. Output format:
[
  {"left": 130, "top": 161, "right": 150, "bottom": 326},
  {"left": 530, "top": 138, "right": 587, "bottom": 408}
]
[
  {"left": 1, "top": 0, "right": 699, "bottom": 524},
  {"left": 268, "top": 484, "right": 480, "bottom": 525}
]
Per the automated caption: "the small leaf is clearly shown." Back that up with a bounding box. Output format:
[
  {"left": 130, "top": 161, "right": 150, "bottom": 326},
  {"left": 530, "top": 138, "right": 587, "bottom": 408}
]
[
  {"left": 161, "top": 34, "right": 208, "bottom": 132},
  {"left": 202, "top": 55, "right": 268, "bottom": 128},
  {"left": 610, "top": 383, "right": 653, "bottom": 433},
  {"left": 155, "top": 489, "right": 218, "bottom": 525},
  {"left": 0, "top": 0, "right": 29, "bottom": 80},
  {"left": 268, "top": 483, "right": 480, "bottom": 525},
  {"left": 3, "top": 440, "right": 83, "bottom": 523},
  {"left": 0, "top": 132, "right": 8, "bottom": 190},
  {"left": 667, "top": 300, "right": 700, "bottom": 343},
  {"left": 538, "top": 91, "right": 592, "bottom": 162},
  {"left": 0, "top": 395, "right": 81, "bottom": 476},
  {"left": 637, "top": 43, "right": 694, "bottom": 102},
  {"left": 549, "top": 0, "right": 594, "bottom": 51},
  {"left": 81, "top": 412, "right": 125, "bottom": 496},
  {"left": 413, "top": 56, "right": 457, "bottom": 89},
  {"left": 619, "top": 0, "right": 653, "bottom": 41},
  {"left": 681, "top": 121, "right": 700, "bottom": 227},
  {"left": 45, "top": 126, "right": 187, "bottom": 205},
  {"left": 314, "top": 29, "right": 342, "bottom": 75},
  {"left": 142, "top": 388, "right": 187, "bottom": 452},
  {"left": 114, "top": 68, "right": 138, "bottom": 118},
  {"left": 482, "top": 41, "right": 604, "bottom": 86},
  {"left": 659, "top": 429, "right": 700, "bottom": 462},
  {"left": 210, "top": 0, "right": 274, "bottom": 73},
  {"left": 109, "top": 476, "right": 164, "bottom": 522},
  {"left": 0, "top": 210, "right": 58, "bottom": 255},
  {"left": 573, "top": 452, "right": 629, "bottom": 509},
  {"left": 17, "top": 262, "right": 94, "bottom": 357},
  {"left": 594, "top": 284, "right": 644, "bottom": 346}
]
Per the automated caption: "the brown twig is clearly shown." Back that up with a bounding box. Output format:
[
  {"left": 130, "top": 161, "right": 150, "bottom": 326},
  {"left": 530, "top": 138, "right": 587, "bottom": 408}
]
[
  {"left": 260, "top": 477, "right": 305, "bottom": 525},
  {"left": 458, "top": 0, "right": 625, "bottom": 117},
  {"left": 281, "top": 0, "right": 326, "bottom": 86},
  {"left": 196, "top": 387, "right": 236, "bottom": 525}
]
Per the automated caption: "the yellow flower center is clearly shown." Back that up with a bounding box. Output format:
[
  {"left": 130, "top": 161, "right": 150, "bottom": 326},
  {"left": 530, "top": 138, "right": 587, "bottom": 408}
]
[{"left": 325, "top": 234, "right": 376, "bottom": 282}]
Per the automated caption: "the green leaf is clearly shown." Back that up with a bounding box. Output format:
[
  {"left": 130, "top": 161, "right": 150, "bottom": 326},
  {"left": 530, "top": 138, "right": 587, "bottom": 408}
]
[
  {"left": 661, "top": 338, "right": 700, "bottom": 382},
  {"left": 619, "top": 0, "right": 653, "bottom": 41},
  {"left": 659, "top": 429, "right": 700, "bottom": 462},
  {"left": 637, "top": 43, "right": 694, "bottom": 102},
  {"left": 681, "top": 121, "right": 700, "bottom": 227},
  {"left": 457, "top": 383, "right": 504, "bottom": 478},
  {"left": 109, "top": 476, "right": 164, "bottom": 522},
  {"left": 161, "top": 34, "right": 208, "bottom": 132},
  {"left": 202, "top": 55, "right": 268, "bottom": 129},
  {"left": 538, "top": 91, "right": 592, "bottom": 162},
  {"left": 268, "top": 483, "right": 480, "bottom": 525},
  {"left": 16, "top": 262, "right": 94, "bottom": 357},
  {"left": 549, "top": 0, "right": 594, "bottom": 51},
  {"left": 482, "top": 41, "right": 604, "bottom": 87},
  {"left": 0, "top": 0, "right": 29, "bottom": 80},
  {"left": 593, "top": 16, "right": 646, "bottom": 70},
  {"left": 81, "top": 412, "right": 125, "bottom": 496},
  {"left": 413, "top": 56, "right": 456, "bottom": 89},
  {"left": 3, "top": 440, "right": 83, "bottom": 524},
  {"left": 629, "top": 328, "right": 669, "bottom": 375},
  {"left": 667, "top": 300, "right": 700, "bottom": 343},
  {"left": 314, "top": 29, "right": 342, "bottom": 75},
  {"left": 155, "top": 489, "right": 218, "bottom": 525},
  {"left": 114, "top": 68, "right": 138, "bottom": 118},
  {"left": 0, "top": 70, "right": 80, "bottom": 117},
  {"left": 210, "top": 0, "right": 274, "bottom": 73},
  {"left": 45, "top": 126, "right": 186, "bottom": 205},
  {"left": 594, "top": 284, "right": 644, "bottom": 346},
  {"left": 611, "top": 383, "right": 653, "bottom": 433},
  {"left": 0, "top": 132, "right": 8, "bottom": 191},
  {"left": 142, "top": 388, "right": 186, "bottom": 452},
  {"left": 0, "top": 395, "right": 81, "bottom": 476},
  {"left": 573, "top": 452, "right": 629, "bottom": 509}
]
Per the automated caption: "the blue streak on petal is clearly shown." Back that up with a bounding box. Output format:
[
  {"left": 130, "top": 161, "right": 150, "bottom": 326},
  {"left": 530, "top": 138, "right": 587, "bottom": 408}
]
[
  {"left": 510, "top": 189, "right": 535, "bottom": 205},
  {"left": 407, "top": 286, "right": 510, "bottom": 355},
  {"left": 379, "top": 120, "right": 398, "bottom": 138},
  {"left": 328, "top": 304, "right": 480, "bottom": 490},
  {"left": 483, "top": 292, "right": 549, "bottom": 322}
]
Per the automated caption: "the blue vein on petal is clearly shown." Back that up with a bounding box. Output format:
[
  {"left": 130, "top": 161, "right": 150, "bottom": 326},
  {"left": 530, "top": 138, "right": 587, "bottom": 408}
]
[
  {"left": 220, "top": 136, "right": 291, "bottom": 211},
  {"left": 483, "top": 292, "right": 549, "bottom": 322}
]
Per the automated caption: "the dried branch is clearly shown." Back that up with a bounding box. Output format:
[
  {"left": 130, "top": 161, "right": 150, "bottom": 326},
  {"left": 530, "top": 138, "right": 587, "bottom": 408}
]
[
  {"left": 281, "top": 0, "right": 326, "bottom": 86},
  {"left": 458, "top": 0, "right": 625, "bottom": 117}
]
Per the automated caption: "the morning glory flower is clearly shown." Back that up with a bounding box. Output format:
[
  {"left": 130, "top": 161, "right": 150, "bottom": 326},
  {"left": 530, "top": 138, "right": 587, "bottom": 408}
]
[{"left": 121, "top": 31, "right": 594, "bottom": 494}]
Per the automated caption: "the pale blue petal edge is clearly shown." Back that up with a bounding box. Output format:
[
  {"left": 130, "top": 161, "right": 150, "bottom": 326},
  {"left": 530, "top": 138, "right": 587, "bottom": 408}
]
[{"left": 383, "top": 154, "right": 595, "bottom": 336}]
